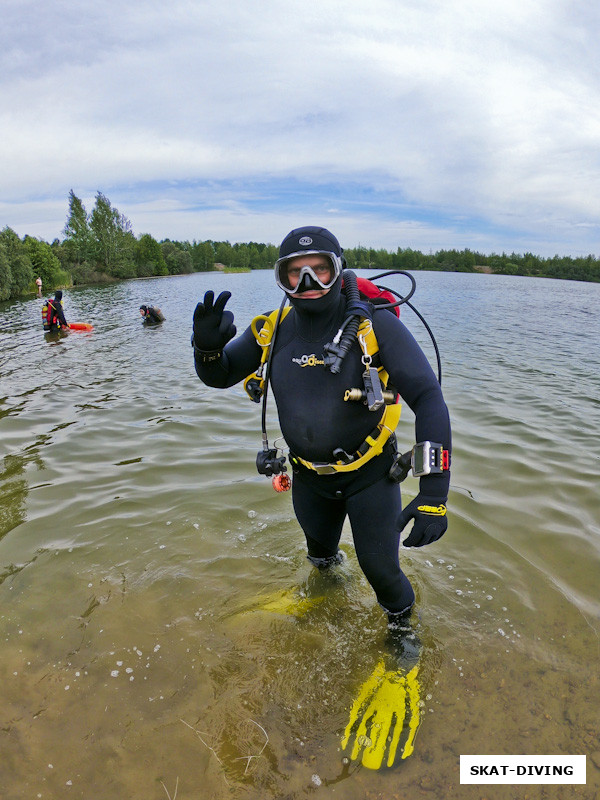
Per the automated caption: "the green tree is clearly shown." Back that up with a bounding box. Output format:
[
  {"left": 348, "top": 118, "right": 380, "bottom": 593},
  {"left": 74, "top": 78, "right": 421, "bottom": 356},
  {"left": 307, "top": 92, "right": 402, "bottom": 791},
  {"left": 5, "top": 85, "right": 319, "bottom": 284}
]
[
  {"left": 261, "top": 244, "right": 279, "bottom": 269},
  {"left": 0, "top": 239, "right": 10, "bottom": 301},
  {"left": 246, "top": 244, "right": 260, "bottom": 269},
  {"left": 160, "top": 241, "right": 193, "bottom": 275},
  {"left": 0, "top": 227, "right": 33, "bottom": 298},
  {"left": 89, "top": 192, "right": 135, "bottom": 277},
  {"left": 232, "top": 243, "right": 251, "bottom": 270},
  {"left": 62, "top": 189, "right": 92, "bottom": 264},
  {"left": 135, "top": 234, "right": 168, "bottom": 277},
  {"left": 24, "top": 236, "right": 65, "bottom": 289},
  {"left": 190, "top": 240, "right": 216, "bottom": 271},
  {"left": 215, "top": 241, "right": 234, "bottom": 267},
  {"left": 394, "top": 247, "right": 423, "bottom": 270},
  {"left": 373, "top": 248, "right": 393, "bottom": 270}
]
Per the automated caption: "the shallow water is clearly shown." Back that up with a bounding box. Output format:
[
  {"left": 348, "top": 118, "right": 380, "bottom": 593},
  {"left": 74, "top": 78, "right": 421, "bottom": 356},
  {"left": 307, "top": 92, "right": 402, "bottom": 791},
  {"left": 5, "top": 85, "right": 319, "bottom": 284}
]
[{"left": 1, "top": 271, "right": 599, "bottom": 799}]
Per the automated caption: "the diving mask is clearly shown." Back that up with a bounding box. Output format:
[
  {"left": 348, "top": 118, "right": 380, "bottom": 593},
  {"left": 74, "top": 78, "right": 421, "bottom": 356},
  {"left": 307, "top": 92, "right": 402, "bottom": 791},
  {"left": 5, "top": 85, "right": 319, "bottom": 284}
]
[{"left": 274, "top": 251, "right": 343, "bottom": 295}]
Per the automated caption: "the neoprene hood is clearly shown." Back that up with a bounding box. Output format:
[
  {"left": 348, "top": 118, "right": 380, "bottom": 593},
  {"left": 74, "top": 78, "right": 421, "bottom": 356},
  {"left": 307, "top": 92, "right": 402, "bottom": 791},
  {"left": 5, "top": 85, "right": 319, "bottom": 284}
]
[{"left": 278, "top": 226, "right": 342, "bottom": 259}]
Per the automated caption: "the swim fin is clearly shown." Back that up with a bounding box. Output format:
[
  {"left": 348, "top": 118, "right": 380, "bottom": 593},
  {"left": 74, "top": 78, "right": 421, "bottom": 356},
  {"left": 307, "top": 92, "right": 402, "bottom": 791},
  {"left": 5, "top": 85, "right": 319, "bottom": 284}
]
[
  {"left": 341, "top": 658, "right": 421, "bottom": 769},
  {"left": 241, "top": 587, "right": 325, "bottom": 618}
]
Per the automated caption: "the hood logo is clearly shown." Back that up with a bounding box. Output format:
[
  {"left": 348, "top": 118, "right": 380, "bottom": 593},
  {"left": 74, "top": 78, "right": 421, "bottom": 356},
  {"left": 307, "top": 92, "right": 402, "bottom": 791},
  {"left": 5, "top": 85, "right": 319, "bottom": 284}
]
[{"left": 298, "top": 236, "right": 313, "bottom": 246}]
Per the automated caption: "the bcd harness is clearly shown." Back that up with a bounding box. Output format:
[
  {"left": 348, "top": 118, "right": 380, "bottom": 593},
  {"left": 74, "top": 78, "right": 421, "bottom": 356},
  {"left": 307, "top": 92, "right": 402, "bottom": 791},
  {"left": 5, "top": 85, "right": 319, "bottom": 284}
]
[
  {"left": 42, "top": 299, "right": 63, "bottom": 331},
  {"left": 243, "top": 306, "right": 402, "bottom": 475}
]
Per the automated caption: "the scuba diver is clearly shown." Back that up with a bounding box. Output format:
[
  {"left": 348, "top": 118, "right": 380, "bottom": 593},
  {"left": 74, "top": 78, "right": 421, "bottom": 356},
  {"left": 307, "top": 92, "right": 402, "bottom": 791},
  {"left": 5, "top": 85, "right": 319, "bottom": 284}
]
[
  {"left": 42, "top": 290, "right": 69, "bottom": 332},
  {"left": 139, "top": 304, "right": 165, "bottom": 324},
  {"left": 192, "top": 226, "right": 452, "bottom": 767}
]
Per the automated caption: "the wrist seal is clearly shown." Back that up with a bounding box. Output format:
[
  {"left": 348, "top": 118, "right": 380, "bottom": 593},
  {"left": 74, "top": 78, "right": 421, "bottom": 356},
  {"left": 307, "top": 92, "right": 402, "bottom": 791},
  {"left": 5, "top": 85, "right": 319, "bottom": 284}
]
[{"left": 191, "top": 337, "right": 222, "bottom": 363}]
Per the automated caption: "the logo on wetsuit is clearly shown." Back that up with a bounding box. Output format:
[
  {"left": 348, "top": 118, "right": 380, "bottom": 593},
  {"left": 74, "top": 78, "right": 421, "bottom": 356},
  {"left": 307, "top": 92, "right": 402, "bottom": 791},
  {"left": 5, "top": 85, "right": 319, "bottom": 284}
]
[{"left": 292, "top": 353, "right": 325, "bottom": 367}]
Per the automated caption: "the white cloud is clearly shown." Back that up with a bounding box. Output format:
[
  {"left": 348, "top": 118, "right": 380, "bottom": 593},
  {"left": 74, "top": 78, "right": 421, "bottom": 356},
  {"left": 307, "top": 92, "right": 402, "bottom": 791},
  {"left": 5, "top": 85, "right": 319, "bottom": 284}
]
[{"left": 2, "top": 0, "right": 600, "bottom": 255}]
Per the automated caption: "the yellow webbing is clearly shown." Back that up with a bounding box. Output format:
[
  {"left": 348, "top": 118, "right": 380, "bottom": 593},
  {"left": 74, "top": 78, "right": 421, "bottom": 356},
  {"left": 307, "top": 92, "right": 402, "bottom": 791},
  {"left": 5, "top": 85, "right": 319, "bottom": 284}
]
[
  {"left": 244, "top": 307, "right": 292, "bottom": 398},
  {"left": 245, "top": 310, "right": 401, "bottom": 471},
  {"left": 357, "top": 318, "right": 390, "bottom": 389},
  {"left": 294, "top": 402, "right": 401, "bottom": 474}
]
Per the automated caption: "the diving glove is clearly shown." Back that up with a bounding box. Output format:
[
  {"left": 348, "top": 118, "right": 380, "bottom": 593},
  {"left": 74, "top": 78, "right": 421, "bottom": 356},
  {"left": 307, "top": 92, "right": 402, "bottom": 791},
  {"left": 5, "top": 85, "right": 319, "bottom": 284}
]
[
  {"left": 341, "top": 659, "right": 421, "bottom": 768},
  {"left": 192, "top": 290, "right": 236, "bottom": 360},
  {"left": 398, "top": 494, "right": 448, "bottom": 547}
]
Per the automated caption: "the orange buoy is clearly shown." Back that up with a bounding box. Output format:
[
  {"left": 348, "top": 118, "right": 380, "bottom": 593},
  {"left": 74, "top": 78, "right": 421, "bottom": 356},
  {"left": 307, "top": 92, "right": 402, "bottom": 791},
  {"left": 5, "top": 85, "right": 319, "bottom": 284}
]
[{"left": 69, "top": 322, "right": 94, "bottom": 331}]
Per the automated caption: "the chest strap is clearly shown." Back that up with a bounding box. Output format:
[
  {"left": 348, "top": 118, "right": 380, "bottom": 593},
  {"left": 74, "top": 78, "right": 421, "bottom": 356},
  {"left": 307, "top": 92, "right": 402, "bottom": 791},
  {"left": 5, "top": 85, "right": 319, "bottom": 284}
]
[{"left": 290, "top": 403, "right": 402, "bottom": 475}]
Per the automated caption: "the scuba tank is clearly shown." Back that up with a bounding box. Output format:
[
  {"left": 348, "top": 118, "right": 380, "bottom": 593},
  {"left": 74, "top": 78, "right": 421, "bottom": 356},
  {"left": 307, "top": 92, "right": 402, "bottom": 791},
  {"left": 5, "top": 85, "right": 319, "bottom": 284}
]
[{"left": 42, "top": 299, "right": 52, "bottom": 331}]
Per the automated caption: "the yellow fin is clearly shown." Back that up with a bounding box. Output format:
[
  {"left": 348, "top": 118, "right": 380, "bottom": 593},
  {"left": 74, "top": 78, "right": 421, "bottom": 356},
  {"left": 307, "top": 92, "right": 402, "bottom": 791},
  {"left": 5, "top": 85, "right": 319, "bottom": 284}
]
[
  {"left": 243, "top": 588, "right": 324, "bottom": 618},
  {"left": 342, "top": 661, "right": 421, "bottom": 769}
]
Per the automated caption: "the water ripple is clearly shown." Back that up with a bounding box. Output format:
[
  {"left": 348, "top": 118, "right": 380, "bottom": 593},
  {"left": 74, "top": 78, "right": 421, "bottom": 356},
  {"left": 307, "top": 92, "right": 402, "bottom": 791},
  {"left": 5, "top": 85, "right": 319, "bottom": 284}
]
[{"left": 1, "top": 272, "right": 599, "bottom": 798}]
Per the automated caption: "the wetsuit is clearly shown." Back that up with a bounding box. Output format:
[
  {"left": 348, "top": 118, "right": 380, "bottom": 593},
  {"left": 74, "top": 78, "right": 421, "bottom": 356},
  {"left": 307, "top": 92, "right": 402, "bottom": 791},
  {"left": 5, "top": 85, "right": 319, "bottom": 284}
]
[
  {"left": 194, "top": 285, "right": 451, "bottom": 615},
  {"left": 143, "top": 306, "right": 165, "bottom": 324},
  {"left": 46, "top": 298, "right": 68, "bottom": 331}
]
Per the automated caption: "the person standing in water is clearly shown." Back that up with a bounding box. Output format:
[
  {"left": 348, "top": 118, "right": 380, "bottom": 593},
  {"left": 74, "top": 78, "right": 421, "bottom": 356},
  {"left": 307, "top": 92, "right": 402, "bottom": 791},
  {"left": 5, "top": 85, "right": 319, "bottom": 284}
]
[
  {"left": 191, "top": 226, "right": 452, "bottom": 768},
  {"left": 42, "top": 290, "right": 68, "bottom": 332},
  {"left": 192, "top": 226, "right": 451, "bottom": 625}
]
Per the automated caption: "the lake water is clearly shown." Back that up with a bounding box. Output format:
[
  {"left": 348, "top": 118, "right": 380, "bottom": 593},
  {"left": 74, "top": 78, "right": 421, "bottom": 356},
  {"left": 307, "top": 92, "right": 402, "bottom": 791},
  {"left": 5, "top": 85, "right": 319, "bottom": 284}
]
[{"left": 1, "top": 270, "right": 599, "bottom": 800}]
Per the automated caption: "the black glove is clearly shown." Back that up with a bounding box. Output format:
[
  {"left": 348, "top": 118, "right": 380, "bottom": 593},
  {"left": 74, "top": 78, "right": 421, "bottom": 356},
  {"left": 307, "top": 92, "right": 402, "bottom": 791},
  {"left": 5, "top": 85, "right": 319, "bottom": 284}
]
[
  {"left": 398, "top": 494, "right": 448, "bottom": 547},
  {"left": 192, "top": 290, "right": 236, "bottom": 360}
]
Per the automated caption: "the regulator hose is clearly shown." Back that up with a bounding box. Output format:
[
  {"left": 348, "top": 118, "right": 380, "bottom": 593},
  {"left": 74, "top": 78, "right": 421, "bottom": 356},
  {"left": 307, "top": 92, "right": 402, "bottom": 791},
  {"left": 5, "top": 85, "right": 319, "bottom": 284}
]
[
  {"left": 323, "top": 269, "right": 362, "bottom": 374},
  {"left": 369, "top": 270, "right": 442, "bottom": 385}
]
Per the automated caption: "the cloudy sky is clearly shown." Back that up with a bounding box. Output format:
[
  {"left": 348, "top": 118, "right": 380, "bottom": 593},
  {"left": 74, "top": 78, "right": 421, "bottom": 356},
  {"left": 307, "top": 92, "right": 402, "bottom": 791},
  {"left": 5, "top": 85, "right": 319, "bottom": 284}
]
[{"left": 2, "top": 0, "right": 600, "bottom": 256}]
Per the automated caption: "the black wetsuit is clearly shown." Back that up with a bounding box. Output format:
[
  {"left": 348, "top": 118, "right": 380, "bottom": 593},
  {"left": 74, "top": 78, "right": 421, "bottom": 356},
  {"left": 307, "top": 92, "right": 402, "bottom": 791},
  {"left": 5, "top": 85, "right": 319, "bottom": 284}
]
[
  {"left": 143, "top": 306, "right": 164, "bottom": 324},
  {"left": 195, "top": 285, "right": 451, "bottom": 614}
]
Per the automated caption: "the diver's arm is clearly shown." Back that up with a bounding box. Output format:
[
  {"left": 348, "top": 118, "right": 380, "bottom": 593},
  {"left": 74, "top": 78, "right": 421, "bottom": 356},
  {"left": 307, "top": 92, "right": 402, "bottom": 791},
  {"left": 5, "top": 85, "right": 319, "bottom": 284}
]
[
  {"left": 194, "top": 324, "right": 261, "bottom": 388},
  {"left": 52, "top": 301, "right": 69, "bottom": 328},
  {"left": 374, "top": 312, "right": 451, "bottom": 497}
]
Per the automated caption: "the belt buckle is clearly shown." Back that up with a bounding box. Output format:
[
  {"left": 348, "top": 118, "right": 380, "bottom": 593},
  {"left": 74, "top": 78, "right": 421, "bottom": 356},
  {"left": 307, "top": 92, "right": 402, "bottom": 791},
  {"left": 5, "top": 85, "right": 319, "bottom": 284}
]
[{"left": 313, "top": 463, "right": 338, "bottom": 475}]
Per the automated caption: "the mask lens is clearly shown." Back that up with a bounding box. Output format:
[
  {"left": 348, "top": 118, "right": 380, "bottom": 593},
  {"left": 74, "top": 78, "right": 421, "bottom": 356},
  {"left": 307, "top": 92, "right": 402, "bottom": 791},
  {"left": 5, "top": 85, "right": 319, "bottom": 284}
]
[{"left": 275, "top": 252, "right": 341, "bottom": 294}]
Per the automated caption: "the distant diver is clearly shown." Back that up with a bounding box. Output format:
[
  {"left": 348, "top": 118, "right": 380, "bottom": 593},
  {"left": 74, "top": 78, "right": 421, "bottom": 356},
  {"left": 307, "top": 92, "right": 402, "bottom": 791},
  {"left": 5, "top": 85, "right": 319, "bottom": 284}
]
[
  {"left": 139, "top": 304, "right": 165, "bottom": 324},
  {"left": 42, "top": 290, "right": 69, "bottom": 332}
]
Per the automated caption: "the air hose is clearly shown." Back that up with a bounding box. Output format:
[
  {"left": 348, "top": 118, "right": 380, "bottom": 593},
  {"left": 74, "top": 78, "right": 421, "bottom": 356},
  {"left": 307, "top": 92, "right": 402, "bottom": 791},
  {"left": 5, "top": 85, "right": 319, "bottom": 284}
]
[
  {"left": 256, "top": 295, "right": 289, "bottom": 478},
  {"left": 325, "top": 269, "right": 442, "bottom": 386},
  {"left": 323, "top": 270, "right": 362, "bottom": 373},
  {"left": 369, "top": 270, "right": 442, "bottom": 385}
]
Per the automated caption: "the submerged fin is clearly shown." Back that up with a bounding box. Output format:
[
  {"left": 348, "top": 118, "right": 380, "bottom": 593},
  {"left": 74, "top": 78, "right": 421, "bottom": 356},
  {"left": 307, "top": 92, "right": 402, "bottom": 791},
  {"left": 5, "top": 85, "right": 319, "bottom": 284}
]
[
  {"left": 341, "top": 659, "right": 421, "bottom": 768},
  {"left": 242, "top": 587, "right": 325, "bottom": 618}
]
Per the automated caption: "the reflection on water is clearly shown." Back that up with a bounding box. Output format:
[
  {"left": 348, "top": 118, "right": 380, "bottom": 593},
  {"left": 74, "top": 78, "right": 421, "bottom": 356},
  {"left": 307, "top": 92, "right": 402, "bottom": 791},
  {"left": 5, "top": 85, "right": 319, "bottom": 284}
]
[{"left": 1, "top": 272, "right": 599, "bottom": 799}]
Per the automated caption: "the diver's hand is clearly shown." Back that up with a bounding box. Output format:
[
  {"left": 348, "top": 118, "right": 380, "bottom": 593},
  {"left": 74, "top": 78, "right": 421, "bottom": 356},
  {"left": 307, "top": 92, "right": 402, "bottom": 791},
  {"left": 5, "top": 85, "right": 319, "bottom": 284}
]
[
  {"left": 341, "top": 660, "right": 421, "bottom": 768},
  {"left": 192, "top": 290, "right": 236, "bottom": 356},
  {"left": 398, "top": 494, "right": 447, "bottom": 547}
]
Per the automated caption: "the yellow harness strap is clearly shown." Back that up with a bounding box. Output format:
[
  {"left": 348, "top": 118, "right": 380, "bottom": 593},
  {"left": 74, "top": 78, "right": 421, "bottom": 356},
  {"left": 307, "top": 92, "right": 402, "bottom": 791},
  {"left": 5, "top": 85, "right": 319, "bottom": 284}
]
[
  {"left": 357, "top": 318, "right": 390, "bottom": 388},
  {"left": 244, "top": 307, "right": 292, "bottom": 399},
  {"left": 293, "top": 402, "right": 402, "bottom": 475},
  {"left": 245, "top": 310, "right": 401, "bottom": 473}
]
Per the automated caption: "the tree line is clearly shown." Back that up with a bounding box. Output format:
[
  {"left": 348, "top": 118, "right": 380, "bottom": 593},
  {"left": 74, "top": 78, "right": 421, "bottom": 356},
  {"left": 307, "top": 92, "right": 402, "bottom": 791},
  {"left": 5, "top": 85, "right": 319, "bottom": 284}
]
[{"left": 1, "top": 190, "right": 600, "bottom": 301}]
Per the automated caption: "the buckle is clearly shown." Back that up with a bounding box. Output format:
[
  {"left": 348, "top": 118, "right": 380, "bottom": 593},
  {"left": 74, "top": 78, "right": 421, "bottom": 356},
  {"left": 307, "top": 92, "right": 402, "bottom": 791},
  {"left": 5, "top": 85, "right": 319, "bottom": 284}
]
[{"left": 312, "top": 463, "right": 339, "bottom": 475}]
